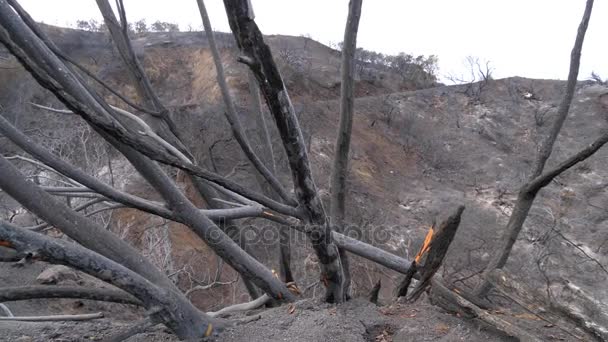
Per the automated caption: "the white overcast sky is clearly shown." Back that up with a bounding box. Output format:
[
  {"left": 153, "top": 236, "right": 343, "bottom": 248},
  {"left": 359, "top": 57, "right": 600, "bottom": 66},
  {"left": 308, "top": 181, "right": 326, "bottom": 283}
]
[{"left": 17, "top": 0, "right": 608, "bottom": 82}]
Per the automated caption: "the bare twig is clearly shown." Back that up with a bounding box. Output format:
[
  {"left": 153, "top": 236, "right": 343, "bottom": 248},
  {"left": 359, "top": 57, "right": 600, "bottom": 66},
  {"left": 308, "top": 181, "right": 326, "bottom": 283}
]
[
  {"left": 0, "top": 312, "right": 104, "bottom": 322},
  {"left": 206, "top": 294, "right": 271, "bottom": 318},
  {"left": 0, "top": 303, "right": 14, "bottom": 317}
]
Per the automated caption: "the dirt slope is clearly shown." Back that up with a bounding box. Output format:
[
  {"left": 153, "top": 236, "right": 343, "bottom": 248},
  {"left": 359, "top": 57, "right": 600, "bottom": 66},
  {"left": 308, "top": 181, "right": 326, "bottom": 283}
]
[{"left": 1, "top": 25, "right": 607, "bottom": 341}]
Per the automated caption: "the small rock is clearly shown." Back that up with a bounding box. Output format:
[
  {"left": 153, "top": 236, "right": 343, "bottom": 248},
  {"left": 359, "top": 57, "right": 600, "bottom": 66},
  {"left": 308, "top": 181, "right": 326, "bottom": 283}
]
[{"left": 36, "top": 265, "right": 80, "bottom": 284}]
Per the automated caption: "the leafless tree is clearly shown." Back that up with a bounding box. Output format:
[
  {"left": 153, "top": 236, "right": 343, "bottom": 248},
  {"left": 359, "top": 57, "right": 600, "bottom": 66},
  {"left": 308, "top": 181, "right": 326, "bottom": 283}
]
[
  {"left": 589, "top": 71, "right": 607, "bottom": 85},
  {"left": 329, "top": 0, "right": 363, "bottom": 297},
  {"left": 474, "top": 0, "right": 600, "bottom": 297},
  {"left": 447, "top": 56, "right": 493, "bottom": 103}
]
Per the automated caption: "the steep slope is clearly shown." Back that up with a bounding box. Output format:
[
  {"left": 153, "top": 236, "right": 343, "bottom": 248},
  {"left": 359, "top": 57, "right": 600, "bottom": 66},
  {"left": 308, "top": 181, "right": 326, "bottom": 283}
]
[{"left": 1, "top": 25, "right": 607, "bottom": 341}]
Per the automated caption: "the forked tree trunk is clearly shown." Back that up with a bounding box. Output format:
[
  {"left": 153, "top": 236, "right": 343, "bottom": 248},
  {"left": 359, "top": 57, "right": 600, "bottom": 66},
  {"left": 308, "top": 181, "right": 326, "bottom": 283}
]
[
  {"left": 329, "top": 0, "right": 363, "bottom": 297},
  {"left": 474, "top": 0, "right": 595, "bottom": 297}
]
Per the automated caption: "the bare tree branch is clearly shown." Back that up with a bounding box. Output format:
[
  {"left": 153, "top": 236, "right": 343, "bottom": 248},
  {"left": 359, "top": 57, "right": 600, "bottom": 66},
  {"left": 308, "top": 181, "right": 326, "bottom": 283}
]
[
  {"left": 113, "top": 142, "right": 295, "bottom": 301},
  {"left": 0, "top": 303, "right": 13, "bottom": 317},
  {"left": 0, "top": 115, "right": 174, "bottom": 220},
  {"left": 4, "top": 1, "right": 280, "bottom": 218}
]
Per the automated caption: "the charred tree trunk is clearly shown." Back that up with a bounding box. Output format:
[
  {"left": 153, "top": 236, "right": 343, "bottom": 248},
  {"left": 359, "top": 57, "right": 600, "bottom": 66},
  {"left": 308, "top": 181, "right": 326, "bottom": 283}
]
[
  {"left": 249, "top": 70, "right": 294, "bottom": 283},
  {"left": 329, "top": 0, "right": 363, "bottom": 298},
  {"left": 223, "top": 0, "right": 345, "bottom": 302},
  {"left": 475, "top": 0, "right": 595, "bottom": 297},
  {"left": 247, "top": 70, "right": 294, "bottom": 283},
  {"left": 198, "top": 0, "right": 294, "bottom": 285}
]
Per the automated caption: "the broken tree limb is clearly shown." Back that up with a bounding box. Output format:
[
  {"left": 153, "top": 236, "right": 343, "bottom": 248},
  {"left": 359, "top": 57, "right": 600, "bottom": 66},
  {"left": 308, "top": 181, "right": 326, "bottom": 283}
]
[
  {"left": 0, "top": 286, "right": 142, "bottom": 306},
  {"left": 407, "top": 206, "right": 465, "bottom": 301},
  {"left": 430, "top": 278, "right": 543, "bottom": 342},
  {"left": 265, "top": 212, "right": 416, "bottom": 276},
  {"left": 331, "top": 232, "right": 413, "bottom": 274},
  {"left": 0, "top": 312, "right": 104, "bottom": 322}
]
